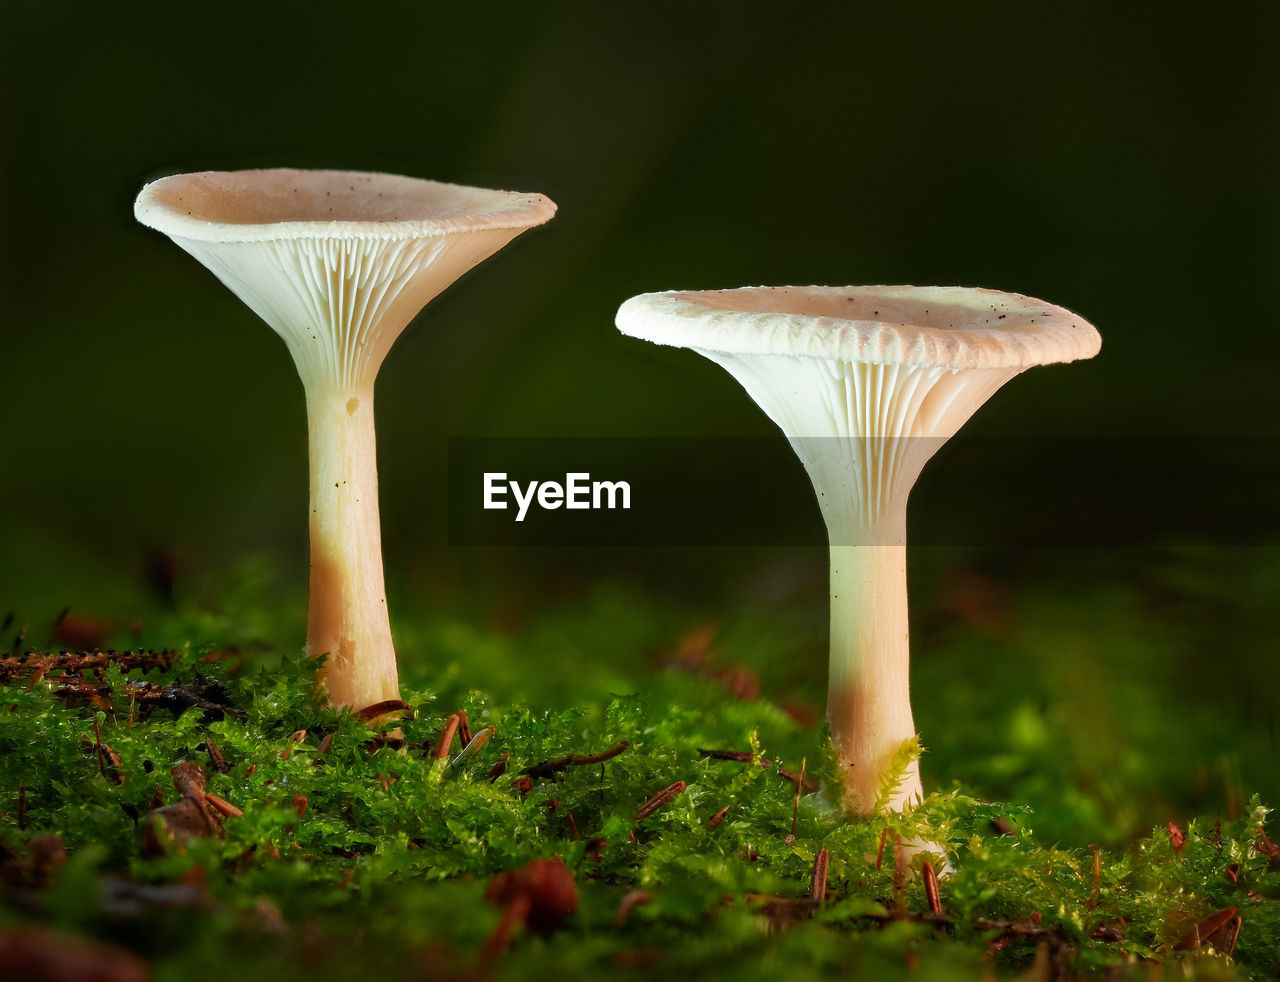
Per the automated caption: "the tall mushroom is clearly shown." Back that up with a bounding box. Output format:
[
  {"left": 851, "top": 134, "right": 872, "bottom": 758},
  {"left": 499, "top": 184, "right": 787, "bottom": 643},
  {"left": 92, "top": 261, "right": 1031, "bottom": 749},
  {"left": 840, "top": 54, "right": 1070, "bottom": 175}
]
[
  {"left": 616, "top": 286, "right": 1100, "bottom": 814},
  {"left": 136, "top": 169, "right": 555, "bottom": 710}
]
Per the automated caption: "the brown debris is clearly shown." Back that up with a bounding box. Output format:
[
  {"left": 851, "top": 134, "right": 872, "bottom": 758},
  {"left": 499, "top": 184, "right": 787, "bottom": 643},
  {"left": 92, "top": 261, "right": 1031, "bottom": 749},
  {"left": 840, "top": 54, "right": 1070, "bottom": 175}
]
[
  {"left": 291, "top": 795, "right": 309, "bottom": 819},
  {"left": 790, "top": 758, "right": 806, "bottom": 837},
  {"left": 698, "top": 748, "right": 770, "bottom": 765},
  {"left": 635, "top": 781, "right": 685, "bottom": 822},
  {"left": 127, "top": 678, "right": 241, "bottom": 721},
  {"left": 0, "top": 647, "right": 176, "bottom": 684},
  {"left": 57, "top": 678, "right": 112, "bottom": 711},
  {"left": 989, "top": 817, "right": 1017, "bottom": 836},
  {"left": 509, "top": 776, "right": 534, "bottom": 796},
  {"left": 433, "top": 714, "right": 461, "bottom": 760},
  {"left": 616, "top": 890, "right": 653, "bottom": 927},
  {"left": 202, "top": 792, "right": 243, "bottom": 819},
  {"left": 892, "top": 832, "right": 906, "bottom": 914},
  {"left": 0, "top": 925, "right": 149, "bottom": 982},
  {"left": 1090, "top": 922, "right": 1126, "bottom": 943},
  {"left": 977, "top": 911, "right": 1058, "bottom": 958},
  {"left": 1087, "top": 844, "right": 1101, "bottom": 909},
  {"left": 204, "top": 738, "right": 229, "bottom": 774},
  {"left": 0, "top": 835, "right": 67, "bottom": 892},
  {"left": 1217, "top": 914, "right": 1242, "bottom": 957},
  {"left": 1256, "top": 825, "right": 1280, "bottom": 861},
  {"left": 810, "top": 849, "right": 829, "bottom": 903},
  {"left": 142, "top": 763, "right": 222, "bottom": 856},
  {"left": 195, "top": 648, "right": 244, "bottom": 673},
  {"left": 456, "top": 709, "right": 472, "bottom": 746},
  {"left": 584, "top": 838, "right": 608, "bottom": 862},
  {"left": 81, "top": 734, "right": 124, "bottom": 785},
  {"left": 280, "top": 729, "right": 307, "bottom": 761},
  {"left": 922, "top": 859, "right": 942, "bottom": 915},
  {"left": 487, "top": 753, "right": 510, "bottom": 783},
  {"left": 521, "top": 740, "right": 630, "bottom": 780},
  {"left": 170, "top": 763, "right": 206, "bottom": 800},
  {"left": 355, "top": 699, "right": 412, "bottom": 724},
  {"left": 777, "top": 765, "right": 818, "bottom": 795},
  {"left": 746, "top": 892, "right": 820, "bottom": 931},
  {"left": 1173, "top": 906, "right": 1239, "bottom": 951}
]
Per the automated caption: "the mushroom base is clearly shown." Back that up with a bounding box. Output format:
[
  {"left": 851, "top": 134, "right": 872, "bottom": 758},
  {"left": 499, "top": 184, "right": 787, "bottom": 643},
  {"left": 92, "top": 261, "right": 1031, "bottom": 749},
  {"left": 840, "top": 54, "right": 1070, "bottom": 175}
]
[
  {"left": 827, "top": 543, "right": 923, "bottom": 814},
  {"left": 305, "top": 384, "right": 400, "bottom": 710}
]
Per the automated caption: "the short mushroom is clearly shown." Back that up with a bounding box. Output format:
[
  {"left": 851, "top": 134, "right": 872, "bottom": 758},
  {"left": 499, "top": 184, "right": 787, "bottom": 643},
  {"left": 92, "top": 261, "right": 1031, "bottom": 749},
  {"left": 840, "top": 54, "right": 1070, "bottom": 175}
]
[
  {"left": 135, "top": 169, "right": 555, "bottom": 710},
  {"left": 616, "top": 285, "right": 1100, "bottom": 814},
  {"left": 483, "top": 858, "right": 578, "bottom": 959}
]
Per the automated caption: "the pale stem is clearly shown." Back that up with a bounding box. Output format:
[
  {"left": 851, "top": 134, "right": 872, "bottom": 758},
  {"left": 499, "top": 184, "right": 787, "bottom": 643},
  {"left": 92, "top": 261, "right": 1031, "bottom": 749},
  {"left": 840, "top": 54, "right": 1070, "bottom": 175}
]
[
  {"left": 826, "top": 513, "right": 922, "bottom": 814},
  {"left": 304, "top": 381, "right": 399, "bottom": 709}
]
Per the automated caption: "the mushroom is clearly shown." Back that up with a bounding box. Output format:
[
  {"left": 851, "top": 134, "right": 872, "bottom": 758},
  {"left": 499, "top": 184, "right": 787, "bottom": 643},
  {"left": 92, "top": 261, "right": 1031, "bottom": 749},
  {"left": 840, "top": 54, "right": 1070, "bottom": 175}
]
[
  {"left": 616, "top": 286, "right": 1100, "bottom": 814},
  {"left": 483, "top": 858, "right": 578, "bottom": 959},
  {"left": 135, "top": 169, "right": 555, "bottom": 709}
]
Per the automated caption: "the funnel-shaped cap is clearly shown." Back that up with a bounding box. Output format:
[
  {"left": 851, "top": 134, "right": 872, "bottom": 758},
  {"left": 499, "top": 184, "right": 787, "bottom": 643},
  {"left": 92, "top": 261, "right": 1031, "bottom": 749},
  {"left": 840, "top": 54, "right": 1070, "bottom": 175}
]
[
  {"left": 136, "top": 169, "right": 556, "bottom": 388},
  {"left": 618, "top": 285, "right": 1100, "bottom": 541},
  {"left": 617, "top": 285, "right": 1099, "bottom": 370}
]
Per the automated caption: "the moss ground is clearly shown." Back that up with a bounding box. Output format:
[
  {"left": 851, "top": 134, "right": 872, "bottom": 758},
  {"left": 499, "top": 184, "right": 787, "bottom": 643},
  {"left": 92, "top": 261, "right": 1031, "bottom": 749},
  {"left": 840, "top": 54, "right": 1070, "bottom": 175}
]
[{"left": 1, "top": 545, "right": 1277, "bottom": 980}]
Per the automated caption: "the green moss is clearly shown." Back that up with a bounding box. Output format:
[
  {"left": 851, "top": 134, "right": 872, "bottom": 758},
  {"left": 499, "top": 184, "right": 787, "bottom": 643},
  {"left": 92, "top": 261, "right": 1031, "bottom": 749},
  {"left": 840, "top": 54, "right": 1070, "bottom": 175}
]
[{"left": 1, "top": 553, "right": 1277, "bottom": 980}]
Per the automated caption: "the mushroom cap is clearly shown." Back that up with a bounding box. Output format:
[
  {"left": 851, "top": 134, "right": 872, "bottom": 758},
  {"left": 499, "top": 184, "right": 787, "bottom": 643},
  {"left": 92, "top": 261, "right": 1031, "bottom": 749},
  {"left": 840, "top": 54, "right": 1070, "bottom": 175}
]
[
  {"left": 134, "top": 168, "right": 556, "bottom": 243},
  {"left": 616, "top": 285, "right": 1100, "bottom": 371}
]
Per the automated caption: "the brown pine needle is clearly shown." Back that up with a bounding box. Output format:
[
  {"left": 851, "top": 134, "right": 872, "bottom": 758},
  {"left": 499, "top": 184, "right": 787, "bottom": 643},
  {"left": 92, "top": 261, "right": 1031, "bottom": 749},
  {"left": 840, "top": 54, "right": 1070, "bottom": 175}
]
[
  {"left": 810, "top": 848, "right": 829, "bottom": 902},
  {"left": 433, "top": 714, "right": 461, "bottom": 760},
  {"left": 1174, "top": 907, "right": 1239, "bottom": 951},
  {"left": 635, "top": 781, "right": 686, "bottom": 821},
  {"left": 893, "top": 832, "right": 906, "bottom": 914},
  {"left": 922, "top": 860, "right": 942, "bottom": 915},
  {"left": 204, "top": 792, "right": 244, "bottom": 818},
  {"left": 790, "top": 757, "right": 806, "bottom": 837}
]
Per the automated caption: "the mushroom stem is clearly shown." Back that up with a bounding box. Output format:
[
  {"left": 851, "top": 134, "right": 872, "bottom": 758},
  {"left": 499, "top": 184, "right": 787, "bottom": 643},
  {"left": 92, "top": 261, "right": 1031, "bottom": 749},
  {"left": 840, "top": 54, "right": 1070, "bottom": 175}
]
[
  {"left": 304, "top": 381, "right": 397, "bottom": 709},
  {"left": 827, "top": 541, "right": 921, "bottom": 813}
]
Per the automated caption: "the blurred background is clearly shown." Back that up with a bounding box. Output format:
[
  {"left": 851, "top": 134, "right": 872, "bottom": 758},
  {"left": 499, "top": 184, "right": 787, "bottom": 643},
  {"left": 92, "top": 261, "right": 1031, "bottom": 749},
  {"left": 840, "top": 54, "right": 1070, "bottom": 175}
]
[{"left": 1, "top": 2, "right": 1276, "bottom": 840}]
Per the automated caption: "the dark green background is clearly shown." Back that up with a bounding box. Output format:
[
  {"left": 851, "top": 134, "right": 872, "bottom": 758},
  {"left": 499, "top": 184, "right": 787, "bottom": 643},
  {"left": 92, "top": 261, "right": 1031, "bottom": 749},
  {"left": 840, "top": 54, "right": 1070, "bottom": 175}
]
[{"left": 1, "top": 1, "right": 1276, "bottom": 602}]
